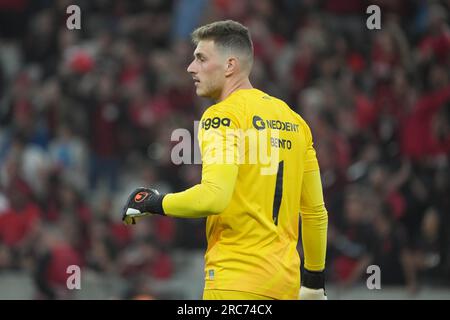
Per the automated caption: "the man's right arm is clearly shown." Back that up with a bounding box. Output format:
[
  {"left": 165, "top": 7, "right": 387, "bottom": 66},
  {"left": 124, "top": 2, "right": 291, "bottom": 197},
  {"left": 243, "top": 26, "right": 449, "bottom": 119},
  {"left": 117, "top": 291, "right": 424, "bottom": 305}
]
[
  {"left": 163, "top": 106, "right": 241, "bottom": 218},
  {"left": 162, "top": 163, "right": 238, "bottom": 218}
]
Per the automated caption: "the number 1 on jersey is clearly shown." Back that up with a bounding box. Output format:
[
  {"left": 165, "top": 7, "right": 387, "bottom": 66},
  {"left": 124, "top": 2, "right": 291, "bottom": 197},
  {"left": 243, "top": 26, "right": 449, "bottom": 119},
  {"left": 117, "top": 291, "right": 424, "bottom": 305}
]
[{"left": 272, "top": 161, "right": 284, "bottom": 225}]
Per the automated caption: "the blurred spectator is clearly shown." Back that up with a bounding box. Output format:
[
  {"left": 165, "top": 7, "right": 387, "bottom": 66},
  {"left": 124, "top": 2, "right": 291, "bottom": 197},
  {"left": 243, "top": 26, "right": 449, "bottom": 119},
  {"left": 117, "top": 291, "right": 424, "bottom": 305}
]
[
  {"left": 371, "top": 206, "right": 417, "bottom": 292},
  {"left": 48, "top": 124, "right": 88, "bottom": 190},
  {"left": 33, "top": 223, "right": 82, "bottom": 300},
  {"left": 87, "top": 74, "right": 123, "bottom": 193},
  {"left": 329, "top": 186, "right": 376, "bottom": 287},
  {"left": 0, "top": 177, "right": 41, "bottom": 269},
  {"left": 414, "top": 207, "right": 449, "bottom": 287}
]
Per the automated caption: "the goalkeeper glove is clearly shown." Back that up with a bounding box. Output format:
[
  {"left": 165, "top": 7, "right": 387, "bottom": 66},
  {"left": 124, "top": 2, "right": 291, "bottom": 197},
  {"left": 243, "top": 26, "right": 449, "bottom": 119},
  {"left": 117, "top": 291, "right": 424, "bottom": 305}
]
[
  {"left": 122, "top": 187, "right": 166, "bottom": 225},
  {"left": 299, "top": 269, "right": 327, "bottom": 300}
]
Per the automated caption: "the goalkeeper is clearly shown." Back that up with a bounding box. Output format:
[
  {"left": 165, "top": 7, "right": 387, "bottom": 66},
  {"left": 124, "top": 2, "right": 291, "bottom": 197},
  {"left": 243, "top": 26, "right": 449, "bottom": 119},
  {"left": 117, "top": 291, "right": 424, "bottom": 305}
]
[{"left": 123, "top": 20, "right": 328, "bottom": 300}]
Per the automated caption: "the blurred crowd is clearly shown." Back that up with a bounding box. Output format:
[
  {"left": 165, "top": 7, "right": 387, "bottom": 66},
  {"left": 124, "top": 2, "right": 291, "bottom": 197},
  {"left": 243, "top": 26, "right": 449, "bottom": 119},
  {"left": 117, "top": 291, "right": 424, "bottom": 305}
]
[{"left": 0, "top": 0, "right": 449, "bottom": 299}]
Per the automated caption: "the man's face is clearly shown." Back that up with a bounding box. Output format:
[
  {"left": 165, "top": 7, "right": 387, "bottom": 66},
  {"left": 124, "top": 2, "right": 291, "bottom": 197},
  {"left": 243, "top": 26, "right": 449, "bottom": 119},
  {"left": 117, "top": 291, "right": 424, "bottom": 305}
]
[{"left": 187, "top": 40, "right": 226, "bottom": 100}]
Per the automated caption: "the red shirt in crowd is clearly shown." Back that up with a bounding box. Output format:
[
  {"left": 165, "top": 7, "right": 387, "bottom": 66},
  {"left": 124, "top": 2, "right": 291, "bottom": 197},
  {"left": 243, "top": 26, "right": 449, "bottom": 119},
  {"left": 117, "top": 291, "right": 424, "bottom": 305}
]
[
  {"left": 0, "top": 203, "right": 41, "bottom": 247},
  {"left": 401, "top": 85, "right": 450, "bottom": 159}
]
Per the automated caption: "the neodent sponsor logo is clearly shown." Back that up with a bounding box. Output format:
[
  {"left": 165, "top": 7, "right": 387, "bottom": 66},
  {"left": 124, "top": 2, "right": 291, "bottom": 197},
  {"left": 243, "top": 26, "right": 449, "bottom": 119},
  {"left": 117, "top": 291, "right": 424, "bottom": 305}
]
[{"left": 252, "top": 115, "right": 299, "bottom": 132}]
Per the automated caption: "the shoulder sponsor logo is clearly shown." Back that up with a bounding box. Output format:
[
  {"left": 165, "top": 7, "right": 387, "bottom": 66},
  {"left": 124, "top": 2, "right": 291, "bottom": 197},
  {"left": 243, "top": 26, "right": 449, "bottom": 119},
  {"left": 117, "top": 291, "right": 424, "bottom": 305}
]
[{"left": 201, "top": 117, "right": 231, "bottom": 130}]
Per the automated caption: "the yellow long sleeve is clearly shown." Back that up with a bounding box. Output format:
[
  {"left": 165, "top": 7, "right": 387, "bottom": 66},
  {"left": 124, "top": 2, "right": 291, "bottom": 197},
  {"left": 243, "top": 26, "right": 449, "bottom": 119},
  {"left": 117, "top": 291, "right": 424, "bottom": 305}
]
[
  {"left": 162, "top": 163, "right": 238, "bottom": 218},
  {"left": 300, "top": 169, "right": 328, "bottom": 271}
]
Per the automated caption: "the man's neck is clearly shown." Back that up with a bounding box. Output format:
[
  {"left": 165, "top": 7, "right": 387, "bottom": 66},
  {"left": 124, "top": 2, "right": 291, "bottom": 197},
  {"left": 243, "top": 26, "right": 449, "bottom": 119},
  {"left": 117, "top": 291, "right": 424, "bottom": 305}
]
[{"left": 217, "top": 77, "right": 253, "bottom": 102}]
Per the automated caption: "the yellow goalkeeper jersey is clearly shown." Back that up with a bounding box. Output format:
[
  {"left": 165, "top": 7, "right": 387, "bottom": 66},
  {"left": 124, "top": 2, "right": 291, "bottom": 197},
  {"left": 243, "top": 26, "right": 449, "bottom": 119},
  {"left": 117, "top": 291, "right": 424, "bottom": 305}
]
[{"left": 163, "top": 88, "right": 328, "bottom": 300}]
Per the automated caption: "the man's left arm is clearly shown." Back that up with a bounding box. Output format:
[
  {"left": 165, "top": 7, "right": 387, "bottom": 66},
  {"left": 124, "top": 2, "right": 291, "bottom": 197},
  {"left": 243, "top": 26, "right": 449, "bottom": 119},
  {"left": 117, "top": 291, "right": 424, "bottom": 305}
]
[{"left": 299, "top": 122, "right": 328, "bottom": 300}]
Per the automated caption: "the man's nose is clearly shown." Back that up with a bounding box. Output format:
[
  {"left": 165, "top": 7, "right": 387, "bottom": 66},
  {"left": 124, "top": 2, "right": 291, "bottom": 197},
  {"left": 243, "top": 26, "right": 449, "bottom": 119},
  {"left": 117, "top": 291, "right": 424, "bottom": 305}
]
[{"left": 187, "top": 61, "right": 196, "bottom": 74}]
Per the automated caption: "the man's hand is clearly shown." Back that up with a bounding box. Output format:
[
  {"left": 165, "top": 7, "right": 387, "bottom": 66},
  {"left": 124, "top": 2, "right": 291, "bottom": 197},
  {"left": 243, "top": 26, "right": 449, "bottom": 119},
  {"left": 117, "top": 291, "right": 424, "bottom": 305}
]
[
  {"left": 299, "top": 269, "right": 327, "bottom": 300},
  {"left": 122, "top": 187, "right": 166, "bottom": 225}
]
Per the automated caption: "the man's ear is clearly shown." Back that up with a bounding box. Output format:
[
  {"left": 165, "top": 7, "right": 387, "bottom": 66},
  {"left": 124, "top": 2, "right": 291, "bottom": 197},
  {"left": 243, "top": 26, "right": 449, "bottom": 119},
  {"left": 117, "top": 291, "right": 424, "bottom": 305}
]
[{"left": 225, "top": 57, "right": 238, "bottom": 77}]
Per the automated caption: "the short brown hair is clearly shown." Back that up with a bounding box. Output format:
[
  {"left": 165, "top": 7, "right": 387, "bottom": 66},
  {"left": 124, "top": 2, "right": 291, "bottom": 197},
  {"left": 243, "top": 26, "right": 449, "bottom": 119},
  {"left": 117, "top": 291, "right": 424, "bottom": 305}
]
[{"left": 191, "top": 20, "right": 253, "bottom": 69}]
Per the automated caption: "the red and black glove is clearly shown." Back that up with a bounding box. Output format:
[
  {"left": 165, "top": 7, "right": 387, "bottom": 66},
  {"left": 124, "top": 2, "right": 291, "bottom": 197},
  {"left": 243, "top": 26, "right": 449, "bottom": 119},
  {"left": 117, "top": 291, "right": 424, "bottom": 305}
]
[{"left": 122, "top": 187, "right": 166, "bottom": 225}]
